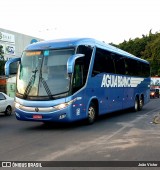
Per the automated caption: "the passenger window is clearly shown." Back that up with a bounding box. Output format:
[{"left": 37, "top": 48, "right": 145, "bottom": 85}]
[
  {"left": 141, "top": 63, "right": 150, "bottom": 77},
  {"left": 125, "top": 58, "right": 136, "bottom": 76},
  {"left": 92, "top": 48, "right": 115, "bottom": 76},
  {"left": 113, "top": 55, "right": 125, "bottom": 75}
]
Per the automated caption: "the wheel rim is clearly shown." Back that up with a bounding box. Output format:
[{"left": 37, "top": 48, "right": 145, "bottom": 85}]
[
  {"left": 139, "top": 98, "right": 143, "bottom": 110},
  {"left": 6, "top": 107, "right": 12, "bottom": 115},
  {"left": 88, "top": 106, "right": 95, "bottom": 123}
]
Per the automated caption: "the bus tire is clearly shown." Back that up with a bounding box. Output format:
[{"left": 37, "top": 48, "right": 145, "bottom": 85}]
[
  {"left": 138, "top": 96, "right": 143, "bottom": 111},
  {"left": 133, "top": 97, "right": 139, "bottom": 112},
  {"left": 86, "top": 102, "right": 96, "bottom": 124}
]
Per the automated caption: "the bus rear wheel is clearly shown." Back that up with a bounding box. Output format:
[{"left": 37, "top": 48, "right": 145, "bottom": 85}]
[
  {"left": 138, "top": 96, "right": 143, "bottom": 111},
  {"left": 87, "top": 102, "right": 96, "bottom": 124},
  {"left": 133, "top": 97, "right": 139, "bottom": 112}
]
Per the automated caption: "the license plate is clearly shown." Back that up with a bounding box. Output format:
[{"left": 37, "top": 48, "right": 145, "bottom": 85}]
[{"left": 33, "top": 115, "right": 42, "bottom": 119}]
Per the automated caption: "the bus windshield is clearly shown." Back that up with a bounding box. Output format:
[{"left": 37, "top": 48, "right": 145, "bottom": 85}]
[{"left": 17, "top": 49, "right": 74, "bottom": 98}]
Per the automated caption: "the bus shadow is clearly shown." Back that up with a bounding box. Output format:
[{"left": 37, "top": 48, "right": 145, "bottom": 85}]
[
  {"left": 25, "top": 108, "right": 146, "bottom": 131},
  {"left": 25, "top": 120, "right": 88, "bottom": 131},
  {"left": 97, "top": 108, "right": 146, "bottom": 123}
]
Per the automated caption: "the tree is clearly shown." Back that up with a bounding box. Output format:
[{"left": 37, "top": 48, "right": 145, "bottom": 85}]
[
  {"left": 0, "top": 45, "right": 5, "bottom": 75},
  {"left": 112, "top": 30, "right": 160, "bottom": 76},
  {"left": 142, "top": 34, "right": 160, "bottom": 76},
  {"left": 0, "top": 45, "right": 4, "bottom": 60}
]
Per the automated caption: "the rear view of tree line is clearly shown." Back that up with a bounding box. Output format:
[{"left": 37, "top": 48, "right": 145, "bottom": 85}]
[{"left": 111, "top": 30, "right": 160, "bottom": 76}]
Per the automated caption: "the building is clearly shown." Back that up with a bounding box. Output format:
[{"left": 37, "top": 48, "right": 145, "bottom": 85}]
[
  {"left": 0, "top": 28, "right": 44, "bottom": 96},
  {"left": 0, "top": 28, "right": 43, "bottom": 60}
]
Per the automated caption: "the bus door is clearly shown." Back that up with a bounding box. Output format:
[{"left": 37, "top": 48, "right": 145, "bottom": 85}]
[{"left": 72, "top": 45, "right": 93, "bottom": 117}]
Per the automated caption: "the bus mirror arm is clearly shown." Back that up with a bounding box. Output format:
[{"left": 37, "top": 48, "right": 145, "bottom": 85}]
[
  {"left": 67, "top": 54, "right": 84, "bottom": 74},
  {"left": 5, "top": 57, "right": 21, "bottom": 77}
]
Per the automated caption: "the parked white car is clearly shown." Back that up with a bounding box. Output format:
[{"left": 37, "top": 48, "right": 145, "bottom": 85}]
[{"left": 0, "top": 92, "right": 14, "bottom": 116}]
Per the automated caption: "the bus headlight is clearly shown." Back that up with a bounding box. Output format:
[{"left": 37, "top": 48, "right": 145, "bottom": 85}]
[
  {"left": 54, "top": 100, "right": 75, "bottom": 110},
  {"left": 15, "top": 102, "right": 21, "bottom": 109}
]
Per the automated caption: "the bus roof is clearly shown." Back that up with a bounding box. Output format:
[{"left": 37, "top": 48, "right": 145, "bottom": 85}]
[{"left": 25, "top": 38, "right": 149, "bottom": 64}]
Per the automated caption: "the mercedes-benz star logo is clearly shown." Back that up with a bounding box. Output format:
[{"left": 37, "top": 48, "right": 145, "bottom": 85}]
[{"left": 35, "top": 107, "right": 39, "bottom": 112}]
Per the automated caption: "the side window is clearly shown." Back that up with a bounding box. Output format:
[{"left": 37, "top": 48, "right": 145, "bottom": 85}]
[
  {"left": 125, "top": 58, "right": 137, "bottom": 76},
  {"left": 104, "top": 51, "right": 115, "bottom": 73},
  {"left": 113, "top": 54, "right": 125, "bottom": 75},
  {"left": 136, "top": 61, "right": 142, "bottom": 76},
  {"left": 136, "top": 61, "right": 149, "bottom": 77},
  {"left": 92, "top": 48, "right": 115, "bottom": 76},
  {"left": 122, "top": 58, "right": 150, "bottom": 77},
  {"left": 76, "top": 45, "right": 93, "bottom": 83},
  {"left": 0, "top": 93, "right": 6, "bottom": 100},
  {"left": 73, "top": 62, "right": 84, "bottom": 88},
  {"left": 72, "top": 58, "right": 85, "bottom": 93},
  {"left": 141, "top": 63, "right": 150, "bottom": 77}
]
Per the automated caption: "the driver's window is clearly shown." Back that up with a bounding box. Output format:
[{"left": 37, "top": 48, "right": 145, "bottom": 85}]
[{"left": 73, "top": 64, "right": 83, "bottom": 88}]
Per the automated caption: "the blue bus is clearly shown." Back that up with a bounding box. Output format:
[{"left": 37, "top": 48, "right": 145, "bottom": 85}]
[{"left": 5, "top": 38, "right": 150, "bottom": 124}]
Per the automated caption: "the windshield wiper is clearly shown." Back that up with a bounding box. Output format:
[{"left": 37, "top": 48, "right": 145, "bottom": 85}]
[
  {"left": 23, "top": 69, "right": 38, "bottom": 99},
  {"left": 40, "top": 77, "right": 53, "bottom": 99},
  {"left": 39, "top": 66, "right": 53, "bottom": 99}
]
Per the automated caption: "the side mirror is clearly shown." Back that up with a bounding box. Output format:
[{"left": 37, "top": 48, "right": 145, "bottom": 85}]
[
  {"left": 67, "top": 54, "right": 84, "bottom": 74},
  {"left": 5, "top": 58, "right": 21, "bottom": 77}
]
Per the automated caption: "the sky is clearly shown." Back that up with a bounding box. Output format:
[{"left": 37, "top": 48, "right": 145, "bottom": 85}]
[{"left": 1, "top": 0, "right": 160, "bottom": 44}]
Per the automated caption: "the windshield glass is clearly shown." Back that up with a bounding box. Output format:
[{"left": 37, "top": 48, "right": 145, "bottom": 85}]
[{"left": 17, "top": 49, "right": 74, "bottom": 98}]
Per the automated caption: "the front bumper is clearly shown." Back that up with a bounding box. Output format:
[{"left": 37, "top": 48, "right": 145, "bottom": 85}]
[{"left": 15, "top": 106, "right": 73, "bottom": 123}]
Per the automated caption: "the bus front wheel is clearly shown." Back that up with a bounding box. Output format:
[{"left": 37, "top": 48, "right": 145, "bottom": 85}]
[{"left": 87, "top": 102, "right": 96, "bottom": 124}]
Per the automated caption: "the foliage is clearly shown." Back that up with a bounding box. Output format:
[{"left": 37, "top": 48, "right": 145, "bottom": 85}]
[
  {"left": 0, "top": 45, "right": 5, "bottom": 75},
  {"left": 111, "top": 30, "right": 160, "bottom": 76},
  {"left": 0, "top": 45, "right": 4, "bottom": 60},
  {"left": 0, "top": 60, "right": 5, "bottom": 75}
]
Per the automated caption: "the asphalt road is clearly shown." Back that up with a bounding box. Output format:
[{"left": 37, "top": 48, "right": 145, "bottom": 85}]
[{"left": 0, "top": 98, "right": 160, "bottom": 170}]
